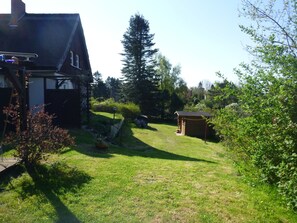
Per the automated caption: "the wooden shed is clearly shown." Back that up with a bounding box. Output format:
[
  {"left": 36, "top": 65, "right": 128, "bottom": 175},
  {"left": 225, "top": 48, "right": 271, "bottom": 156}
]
[{"left": 175, "top": 111, "right": 213, "bottom": 139}]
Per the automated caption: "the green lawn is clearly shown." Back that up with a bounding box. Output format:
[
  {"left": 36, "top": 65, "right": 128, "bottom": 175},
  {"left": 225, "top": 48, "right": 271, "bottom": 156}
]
[{"left": 0, "top": 121, "right": 296, "bottom": 222}]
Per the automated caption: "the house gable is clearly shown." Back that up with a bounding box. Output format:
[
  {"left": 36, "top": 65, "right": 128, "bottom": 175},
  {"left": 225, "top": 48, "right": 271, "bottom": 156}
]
[
  {"left": 0, "top": 13, "right": 86, "bottom": 71},
  {"left": 0, "top": 0, "right": 93, "bottom": 129},
  {"left": 59, "top": 19, "right": 92, "bottom": 78}
]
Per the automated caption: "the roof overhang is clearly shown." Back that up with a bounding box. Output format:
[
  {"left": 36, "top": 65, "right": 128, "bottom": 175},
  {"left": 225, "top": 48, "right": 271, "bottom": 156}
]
[{"left": 175, "top": 111, "right": 212, "bottom": 117}]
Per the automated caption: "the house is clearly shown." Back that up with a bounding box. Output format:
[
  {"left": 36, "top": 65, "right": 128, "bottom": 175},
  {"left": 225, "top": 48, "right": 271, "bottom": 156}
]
[
  {"left": 0, "top": 0, "right": 92, "bottom": 130},
  {"left": 175, "top": 111, "right": 213, "bottom": 139}
]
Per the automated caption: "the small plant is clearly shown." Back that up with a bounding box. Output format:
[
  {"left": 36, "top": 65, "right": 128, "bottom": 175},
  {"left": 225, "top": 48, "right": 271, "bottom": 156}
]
[
  {"left": 95, "top": 134, "right": 108, "bottom": 149},
  {"left": 3, "top": 103, "right": 75, "bottom": 168}
]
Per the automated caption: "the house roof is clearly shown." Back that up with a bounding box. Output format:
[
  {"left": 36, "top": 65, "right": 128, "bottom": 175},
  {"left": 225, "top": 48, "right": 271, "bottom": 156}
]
[
  {"left": 0, "top": 13, "right": 90, "bottom": 72},
  {"left": 175, "top": 111, "right": 212, "bottom": 117}
]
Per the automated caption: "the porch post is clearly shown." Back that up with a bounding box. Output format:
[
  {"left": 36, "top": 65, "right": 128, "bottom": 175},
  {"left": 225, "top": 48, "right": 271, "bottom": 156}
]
[{"left": 19, "top": 68, "right": 27, "bottom": 131}]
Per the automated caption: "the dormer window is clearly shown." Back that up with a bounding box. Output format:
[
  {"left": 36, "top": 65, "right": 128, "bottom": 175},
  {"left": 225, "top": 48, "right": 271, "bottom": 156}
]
[
  {"left": 76, "top": 54, "right": 80, "bottom": 68},
  {"left": 70, "top": 51, "right": 74, "bottom": 66}
]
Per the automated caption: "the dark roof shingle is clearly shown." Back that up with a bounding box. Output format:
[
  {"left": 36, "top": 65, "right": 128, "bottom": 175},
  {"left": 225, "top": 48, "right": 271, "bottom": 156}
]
[{"left": 0, "top": 13, "right": 80, "bottom": 69}]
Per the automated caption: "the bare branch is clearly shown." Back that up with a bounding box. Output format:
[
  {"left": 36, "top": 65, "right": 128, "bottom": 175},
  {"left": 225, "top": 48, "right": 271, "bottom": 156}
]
[{"left": 243, "top": 0, "right": 297, "bottom": 55}]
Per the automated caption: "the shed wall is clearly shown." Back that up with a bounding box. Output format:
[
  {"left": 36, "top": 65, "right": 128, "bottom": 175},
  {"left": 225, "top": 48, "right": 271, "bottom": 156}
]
[
  {"left": 184, "top": 119, "right": 208, "bottom": 138},
  {"left": 177, "top": 115, "right": 213, "bottom": 139}
]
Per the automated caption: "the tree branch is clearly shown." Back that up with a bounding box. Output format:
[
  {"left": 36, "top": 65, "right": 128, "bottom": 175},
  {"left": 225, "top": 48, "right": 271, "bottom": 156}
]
[{"left": 244, "top": 0, "right": 297, "bottom": 55}]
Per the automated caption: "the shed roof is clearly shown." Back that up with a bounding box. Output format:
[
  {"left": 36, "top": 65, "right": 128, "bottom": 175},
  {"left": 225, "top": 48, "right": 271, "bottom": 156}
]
[{"left": 175, "top": 111, "right": 212, "bottom": 117}]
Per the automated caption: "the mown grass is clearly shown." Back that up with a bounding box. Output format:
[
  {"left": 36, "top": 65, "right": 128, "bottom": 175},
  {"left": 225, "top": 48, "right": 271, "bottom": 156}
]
[
  {"left": 0, "top": 119, "right": 296, "bottom": 222},
  {"left": 88, "top": 111, "right": 123, "bottom": 137}
]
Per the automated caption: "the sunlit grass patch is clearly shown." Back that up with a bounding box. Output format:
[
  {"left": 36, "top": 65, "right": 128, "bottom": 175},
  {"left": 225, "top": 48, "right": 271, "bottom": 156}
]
[{"left": 0, "top": 122, "right": 296, "bottom": 222}]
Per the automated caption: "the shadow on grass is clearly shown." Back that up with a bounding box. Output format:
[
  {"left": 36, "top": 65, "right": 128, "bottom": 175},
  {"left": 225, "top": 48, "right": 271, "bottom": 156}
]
[
  {"left": 0, "top": 164, "right": 26, "bottom": 192},
  {"left": 19, "top": 162, "right": 92, "bottom": 222},
  {"left": 70, "top": 122, "right": 216, "bottom": 164},
  {"left": 146, "top": 125, "right": 158, "bottom": 131},
  {"left": 0, "top": 144, "right": 15, "bottom": 156},
  {"left": 109, "top": 145, "right": 215, "bottom": 163},
  {"left": 73, "top": 144, "right": 113, "bottom": 159},
  {"left": 113, "top": 123, "right": 216, "bottom": 163}
]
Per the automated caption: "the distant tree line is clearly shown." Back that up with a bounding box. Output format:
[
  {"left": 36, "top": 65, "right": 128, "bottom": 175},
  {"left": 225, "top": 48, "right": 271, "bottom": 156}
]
[{"left": 92, "top": 71, "right": 122, "bottom": 102}]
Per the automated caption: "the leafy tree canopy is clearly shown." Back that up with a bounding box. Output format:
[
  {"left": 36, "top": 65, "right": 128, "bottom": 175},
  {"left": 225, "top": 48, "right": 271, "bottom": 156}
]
[
  {"left": 156, "top": 54, "right": 188, "bottom": 117},
  {"left": 92, "top": 71, "right": 108, "bottom": 100},
  {"left": 211, "top": 0, "right": 297, "bottom": 210}
]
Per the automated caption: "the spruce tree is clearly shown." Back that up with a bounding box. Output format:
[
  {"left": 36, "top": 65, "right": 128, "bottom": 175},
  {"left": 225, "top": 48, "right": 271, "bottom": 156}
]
[{"left": 121, "top": 13, "right": 159, "bottom": 115}]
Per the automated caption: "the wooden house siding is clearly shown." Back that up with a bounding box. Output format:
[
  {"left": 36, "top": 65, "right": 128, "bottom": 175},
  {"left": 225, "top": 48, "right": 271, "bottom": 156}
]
[{"left": 60, "top": 23, "right": 91, "bottom": 75}]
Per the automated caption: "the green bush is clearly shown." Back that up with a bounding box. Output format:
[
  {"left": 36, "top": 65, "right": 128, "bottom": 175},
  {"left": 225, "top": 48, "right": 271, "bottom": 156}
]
[
  {"left": 119, "top": 102, "right": 141, "bottom": 120},
  {"left": 90, "top": 97, "right": 99, "bottom": 109},
  {"left": 209, "top": 0, "right": 297, "bottom": 210},
  {"left": 91, "top": 98, "right": 140, "bottom": 121},
  {"left": 211, "top": 74, "right": 297, "bottom": 210},
  {"left": 91, "top": 98, "right": 118, "bottom": 113}
]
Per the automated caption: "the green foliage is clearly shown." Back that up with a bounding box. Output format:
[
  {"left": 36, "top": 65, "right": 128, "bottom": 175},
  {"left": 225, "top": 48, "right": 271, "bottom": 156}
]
[
  {"left": 186, "top": 79, "right": 238, "bottom": 113},
  {"left": 156, "top": 54, "right": 188, "bottom": 117},
  {"left": 92, "top": 71, "right": 108, "bottom": 100},
  {"left": 91, "top": 98, "right": 119, "bottom": 113},
  {"left": 105, "top": 76, "right": 122, "bottom": 101},
  {"left": 90, "top": 97, "right": 99, "bottom": 109},
  {"left": 121, "top": 13, "right": 160, "bottom": 115},
  {"left": 91, "top": 98, "right": 140, "bottom": 121},
  {"left": 211, "top": 0, "right": 297, "bottom": 210},
  {"left": 92, "top": 72, "right": 122, "bottom": 102},
  {"left": 119, "top": 102, "right": 141, "bottom": 120},
  {"left": 208, "top": 78, "right": 239, "bottom": 109},
  {"left": 168, "top": 92, "right": 184, "bottom": 114},
  {"left": 191, "top": 81, "right": 205, "bottom": 102}
]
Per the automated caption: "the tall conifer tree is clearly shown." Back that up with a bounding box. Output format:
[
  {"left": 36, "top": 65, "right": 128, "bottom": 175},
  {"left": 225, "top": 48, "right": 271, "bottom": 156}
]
[{"left": 121, "top": 13, "right": 159, "bottom": 115}]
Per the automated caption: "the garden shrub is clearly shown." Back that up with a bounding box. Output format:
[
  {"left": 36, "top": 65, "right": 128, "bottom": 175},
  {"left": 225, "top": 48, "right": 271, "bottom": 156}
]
[
  {"left": 209, "top": 0, "right": 297, "bottom": 210},
  {"left": 211, "top": 74, "right": 297, "bottom": 210},
  {"left": 3, "top": 104, "right": 74, "bottom": 167},
  {"left": 119, "top": 102, "right": 141, "bottom": 120},
  {"left": 91, "top": 98, "right": 140, "bottom": 120},
  {"left": 91, "top": 98, "right": 118, "bottom": 113}
]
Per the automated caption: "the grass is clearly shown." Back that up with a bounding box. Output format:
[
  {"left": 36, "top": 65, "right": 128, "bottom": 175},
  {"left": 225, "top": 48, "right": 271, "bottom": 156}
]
[
  {"left": 0, "top": 119, "right": 297, "bottom": 222},
  {"left": 90, "top": 111, "right": 123, "bottom": 122}
]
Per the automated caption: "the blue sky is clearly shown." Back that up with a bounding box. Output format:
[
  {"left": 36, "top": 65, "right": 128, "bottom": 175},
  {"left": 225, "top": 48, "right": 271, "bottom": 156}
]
[{"left": 1, "top": 0, "right": 252, "bottom": 87}]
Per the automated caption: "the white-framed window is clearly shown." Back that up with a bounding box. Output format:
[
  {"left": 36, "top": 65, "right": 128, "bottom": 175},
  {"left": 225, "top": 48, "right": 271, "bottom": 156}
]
[
  {"left": 76, "top": 54, "right": 80, "bottom": 68},
  {"left": 70, "top": 51, "right": 74, "bottom": 66}
]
